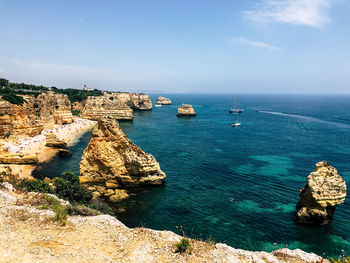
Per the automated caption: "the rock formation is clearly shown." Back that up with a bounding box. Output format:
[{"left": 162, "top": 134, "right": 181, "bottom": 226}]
[
  {"left": 294, "top": 161, "right": 347, "bottom": 225},
  {"left": 45, "top": 133, "right": 67, "bottom": 148},
  {"left": 0, "top": 92, "right": 73, "bottom": 137},
  {"left": 80, "top": 96, "right": 133, "bottom": 121},
  {"left": 177, "top": 105, "right": 196, "bottom": 117},
  {"left": 156, "top": 96, "right": 172, "bottom": 105},
  {"left": 110, "top": 92, "right": 153, "bottom": 110},
  {"left": 80, "top": 116, "right": 166, "bottom": 202},
  {"left": 0, "top": 153, "right": 38, "bottom": 165}
]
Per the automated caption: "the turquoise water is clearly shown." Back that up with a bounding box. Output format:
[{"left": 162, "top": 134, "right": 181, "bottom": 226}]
[{"left": 33, "top": 94, "right": 350, "bottom": 257}]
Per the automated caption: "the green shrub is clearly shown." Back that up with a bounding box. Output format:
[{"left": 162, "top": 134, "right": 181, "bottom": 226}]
[
  {"left": 71, "top": 109, "right": 80, "bottom": 116},
  {"left": 3, "top": 132, "right": 11, "bottom": 139},
  {"left": 88, "top": 198, "right": 115, "bottom": 216},
  {"left": 331, "top": 256, "right": 350, "bottom": 263},
  {"left": 176, "top": 238, "right": 192, "bottom": 253},
  {"left": 2, "top": 94, "right": 26, "bottom": 106},
  {"left": 53, "top": 171, "right": 92, "bottom": 204},
  {"left": 17, "top": 178, "right": 54, "bottom": 194}
]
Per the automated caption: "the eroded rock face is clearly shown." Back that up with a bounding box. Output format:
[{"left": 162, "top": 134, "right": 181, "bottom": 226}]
[
  {"left": 0, "top": 92, "right": 73, "bottom": 137},
  {"left": 45, "top": 133, "right": 67, "bottom": 148},
  {"left": 177, "top": 105, "right": 196, "bottom": 117},
  {"left": 80, "top": 96, "right": 133, "bottom": 121},
  {"left": 0, "top": 154, "right": 38, "bottom": 165},
  {"left": 112, "top": 93, "right": 153, "bottom": 110},
  {"left": 156, "top": 96, "right": 171, "bottom": 105},
  {"left": 294, "top": 161, "right": 347, "bottom": 225},
  {"left": 80, "top": 116, "right": 166, "bottom": 202}
]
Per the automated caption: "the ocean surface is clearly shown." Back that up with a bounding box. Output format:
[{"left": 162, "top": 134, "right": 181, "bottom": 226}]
[{"left": 33, "top": 94, "right": 350, "bottom": 257}]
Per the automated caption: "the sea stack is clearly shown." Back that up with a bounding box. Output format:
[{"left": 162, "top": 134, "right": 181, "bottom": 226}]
[
  {"left": 294, "top": 161, "right": 347, "bottom": 225},
  {"left": 80, "top": 116, "right": 166, "bottom": 202},
  {"left": 156, "top": 96, "right": 172, "bottom": 105},
  {"left": 177, "top": 105, "right": 196, "bottom": 117}
]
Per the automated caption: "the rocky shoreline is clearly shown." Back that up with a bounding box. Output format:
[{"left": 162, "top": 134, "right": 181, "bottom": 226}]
[{"left": 0, "top": 182, "right": 326, "bottom": 263}]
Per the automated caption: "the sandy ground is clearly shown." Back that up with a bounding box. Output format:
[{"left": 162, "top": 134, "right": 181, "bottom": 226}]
[
  {"left": 0, "top": 184, "right": 326, "bottom": 263},
  {"left": 0, "top": 118, "right": 96, "bottom": 178}
]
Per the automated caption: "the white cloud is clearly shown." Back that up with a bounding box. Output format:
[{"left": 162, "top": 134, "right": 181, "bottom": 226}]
[
  {"left": 243, "top": 0, "right": 332, "bottom": 28},
  {"left": 234, "top": 37, "right": 281, "bottom": 51}
]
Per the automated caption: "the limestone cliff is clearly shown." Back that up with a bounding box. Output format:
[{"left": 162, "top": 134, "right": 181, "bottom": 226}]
[
  {"left": 80, "top": 116, "right": 166, "bottom": 202},
  {"left": 0, "top": 92, "right": 73, "bottom": 137},
  {"left": 109, "top": 92, "right": 153, "bottom": 110},
  {"left": 80, "top": 96, "right": 133, "bottom": 121},
  {"left": 156, "top": 96, "right": 172, "bottom": 105},
  {"left": 294, "top": 161, "right": 347, "bottom": 225},
  {"left": 177, "top": 104, "right": 196, "bottom": 117}
]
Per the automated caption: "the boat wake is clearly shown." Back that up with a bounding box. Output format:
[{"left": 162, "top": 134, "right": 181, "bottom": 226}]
[{"left": 259, "top": 111, "right": 350, "bottom": 129}]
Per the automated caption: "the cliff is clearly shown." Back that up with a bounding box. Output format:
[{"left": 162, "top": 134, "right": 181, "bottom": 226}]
[
  {"left": 80, "top": 116, "right": 166, "bottom": 202},
  {"left": 294, "top": 161, "right": 347, "bottom": 225},
  {"left": 80, "top": 96, "right": 133, "bottom": 121},
  {"left": 109, "top": 92, "right": 153, "bottom": 110},
  {"left": 0, "top": 92, "right": 73, "bottom": 137},
  {"left": 156, "top": 96, "right": 172, "bottom": 105},
  {"left": 0, "top": 183, "right": 327, "bottom": 263},
  {"left": 177, "top": 105, "right": 196, "bottom": 117}
]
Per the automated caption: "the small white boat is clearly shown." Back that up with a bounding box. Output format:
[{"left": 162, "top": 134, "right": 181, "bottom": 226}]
[
  {"left": 232, "top": 122, "right": 241, "bottom": 127},
  {"left": 155, "top": 104, "right": 162, "bottom": 107}
]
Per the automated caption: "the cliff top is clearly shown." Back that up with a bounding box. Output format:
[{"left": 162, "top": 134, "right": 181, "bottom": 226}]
[{"left": 0, "top": 182, "right": 326, "bottom": 263}]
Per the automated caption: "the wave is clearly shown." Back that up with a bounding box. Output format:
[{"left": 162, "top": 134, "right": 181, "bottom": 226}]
[{"left": 258, "top": 111, "right": 350, "bottom": 129}]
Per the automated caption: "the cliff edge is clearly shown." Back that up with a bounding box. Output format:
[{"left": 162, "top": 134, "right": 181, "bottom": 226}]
[{"left": 0, "top": 183, "right": 326, "bottom": 263}]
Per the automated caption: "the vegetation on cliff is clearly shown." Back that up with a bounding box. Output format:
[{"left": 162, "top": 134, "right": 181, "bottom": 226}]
[{"left": 0, "top": 78, "right": 103, "bottom": 105}]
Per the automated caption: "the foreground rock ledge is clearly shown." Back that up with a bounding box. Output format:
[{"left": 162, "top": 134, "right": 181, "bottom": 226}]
[
  {"left": 294, "top": 161, "right": 347, "bottom": 225},
  {"left": 0, "top": 185, "right": 327, "bottom": 263},
  {"left": 177, "top": 105, "right": 196, "bottom": 117},
  {"left": 80, "top": 116, "right": 166, "bottom": 202}
]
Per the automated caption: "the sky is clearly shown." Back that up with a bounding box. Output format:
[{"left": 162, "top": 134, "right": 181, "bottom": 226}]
[{"left": 0, "top": 0, "right": 350, "bottom": 94}]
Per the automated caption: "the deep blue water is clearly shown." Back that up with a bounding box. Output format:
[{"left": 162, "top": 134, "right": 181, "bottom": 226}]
[{"left": 33, "top": 94, "right": 350, "bottom": 257}]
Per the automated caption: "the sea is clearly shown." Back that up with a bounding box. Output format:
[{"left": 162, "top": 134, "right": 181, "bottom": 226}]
[{"left": 32, "top": 94, "right": 350, "bottom": 257}]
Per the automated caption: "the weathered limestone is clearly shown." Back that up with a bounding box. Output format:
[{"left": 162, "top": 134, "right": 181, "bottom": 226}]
[
  {"left": 294, "top": 161, "right": 347, "bottom": 225},
  {"left": 109, "top": 92, "right": 153, "bottom": 110},
  {"left": 80, "top": 96, "right": 133, "bottom": 121},
  {"left": 0, "top": 154, "right": 38, "bottom": 165},
  {"left": 177, "top": 104, "right": 196, "bottom": 117},
  {"left": 0, "top": 92, "right": 73, "bottom": 137},
  {"left": 80, "top": 116, "right": 166, "bottom": 202},
  {"left": 156, "top": 96, "right": 171, "bottom": 105},
  {"left": 45, "top": 133, "right": 67, "bottom": 148}
]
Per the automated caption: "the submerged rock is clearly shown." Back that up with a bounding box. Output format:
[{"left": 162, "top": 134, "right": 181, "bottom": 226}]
[
  {"left": 58, "top": 149, "right": 72, "bottom": 157},
  {"left": 80, "top": 116, "right": 166, "bottom": 202},
  {"left": 294, "top": 161, "right": 347, "bottom": 225},
  {"left": 177, "top": 104, "right": 196, "bottom": 117},
  {"left": 156, "top": 96, "right": 172, "bottom": 105}
]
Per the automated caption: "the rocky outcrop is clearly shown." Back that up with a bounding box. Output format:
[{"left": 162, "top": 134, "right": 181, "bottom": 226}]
[
  {"left": 0, "top": 184, "right": 328, "bottom": 263},
  {"left": 294, "top": 161, "right": 347, "bottom": 225},
  {"left": 0, "top": 154, "right": 38, "bottom": 164},
  {"left": 156, "top": 96, "right": 172, "bottom": 105},
  {"left": 45, "top": 133, "right": 67, "bottom": 148},
  {"left": 80, "top": 96, "right": 133, "bottom": 121},
  {"left": 80, "top": 116, "right": 166, "bottom": 202},
  {"left": 177, "top": 105, "right": 196, "bottom": 117},
  {"left": 0, "top": 92, "right": 73, "bottom": 137},
  {"left": 109, "top": 92, "right": 152, "bottom": 110}
]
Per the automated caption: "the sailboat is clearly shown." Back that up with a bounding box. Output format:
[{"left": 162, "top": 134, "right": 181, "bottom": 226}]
[{"left": 229, "top": 97, "right": 244, "bottom": 114}]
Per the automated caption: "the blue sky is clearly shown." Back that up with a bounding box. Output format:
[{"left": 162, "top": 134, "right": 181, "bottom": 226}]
[{"left": 1, "top": 0, "right": 350, "bottom": 93}]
